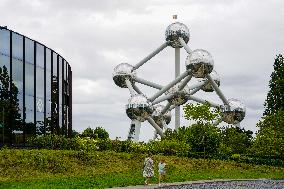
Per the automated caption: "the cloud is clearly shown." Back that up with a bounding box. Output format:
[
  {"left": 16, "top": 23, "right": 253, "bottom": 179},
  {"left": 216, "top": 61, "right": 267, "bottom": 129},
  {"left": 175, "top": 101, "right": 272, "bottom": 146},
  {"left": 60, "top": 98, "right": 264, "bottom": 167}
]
[{"left": 1, "top": 0, "right": 283, "bottom": 141}]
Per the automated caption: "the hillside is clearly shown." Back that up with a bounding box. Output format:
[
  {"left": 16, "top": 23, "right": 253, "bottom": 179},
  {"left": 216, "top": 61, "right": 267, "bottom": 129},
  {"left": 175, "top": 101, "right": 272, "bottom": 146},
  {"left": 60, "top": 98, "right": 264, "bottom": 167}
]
[{"left": 0, "top": 149, "right": 283, "bottom": 189}]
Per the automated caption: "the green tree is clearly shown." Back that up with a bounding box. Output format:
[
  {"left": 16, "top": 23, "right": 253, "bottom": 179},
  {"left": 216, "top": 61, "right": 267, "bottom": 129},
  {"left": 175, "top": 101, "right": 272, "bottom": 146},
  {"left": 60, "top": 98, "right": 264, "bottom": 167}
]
[
  {"left": 219, "top": 126, "right": 253, "bottom": 155},
  {"left": 165, "top": 103, "right": 222, "bottom": 157},
  {"left": 263, "top": 54, "right": 284, "bottom": 116},
  {"left": 183, "top": 102, "right": 221, "bottom": 125},
  {"left": 81, "top": 126, "right": 109, "bottom": 140},
  {"left": 250, "top": 110, "right": 284, "bottom": 157},
  {"left": 93, "top": 127, "right": 109, "bottom": 140}
]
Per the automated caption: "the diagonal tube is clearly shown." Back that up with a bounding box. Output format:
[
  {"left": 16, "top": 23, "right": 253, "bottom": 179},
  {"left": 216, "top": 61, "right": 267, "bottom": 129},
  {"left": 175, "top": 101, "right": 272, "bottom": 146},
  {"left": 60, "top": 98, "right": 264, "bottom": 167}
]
[
  {"left": 178, "top": 74, "right": 192, "bottom": 90},
  {"left": 125, "top": 79, "right": 136, "bottom": 96},
  {"left": 161, "top": 102, "right": 171, "bottom": 115},
  {"left": 149, "top": 70, "right": 190, "bottom": 102},
  {"left": 189, "top": 85, "right": 203, "bottom": 95},
  {"left": 134, "top": 77, "right": 163, "bottom": 90},
  {"left": 168, "top": 105, "right": 176, "bottom": 112},
  {"left": 133, "top": 41, "right": 169, "bottom": 70},
  {"left": 179, "top": 37, "right": 192, "bottom": 54},
  {"left": 152, "top": 94, "right": 174, "bottom": 105},
  {"left": 132, "top": 84, "right": 143, "bottom": 94},
  {"left": 187, "top": 95, "right": 221, "bottom": 108},
  {"left": 147, "top": 117, "right": 164, "bottom": 137},
  {"left": 206, "top": 74, "right": 229, "bottom": 105},
  {"left": 188, "top": 80, "right": 206, "bottom": 90}
]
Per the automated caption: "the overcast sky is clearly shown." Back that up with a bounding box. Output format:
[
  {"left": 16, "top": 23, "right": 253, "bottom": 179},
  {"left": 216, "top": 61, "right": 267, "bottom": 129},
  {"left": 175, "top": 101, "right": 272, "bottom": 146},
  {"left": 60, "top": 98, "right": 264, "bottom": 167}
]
[{"left": 1, "top": 0, "right": 283, "bottom": 141}]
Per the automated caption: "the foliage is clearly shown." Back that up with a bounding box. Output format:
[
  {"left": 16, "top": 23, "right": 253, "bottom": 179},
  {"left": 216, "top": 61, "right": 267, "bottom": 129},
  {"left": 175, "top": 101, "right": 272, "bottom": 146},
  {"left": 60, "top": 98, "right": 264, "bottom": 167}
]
[
  {"left": 264, "top": 54, "right": 284, "bottom": 116},
  {"left": 164, "top": 125, "right": 221, "bottom": 158},
  {"left": 147, "top": 139, "right": 191, "bottom": 156},
  {"left": 183, "top": 102, "right": 221, "bottom": 125},
  {"left": 250, "top": 110, "right": 284, "bottom": 157},
  {"left": 0, "top": 149, "right": 283, "bottom": 188},
  {"left": 219, "top": 126, "right": 253, "bottom": 156},
  {"left": 81, "top": 126, "right": 109, "bottom": 140}
]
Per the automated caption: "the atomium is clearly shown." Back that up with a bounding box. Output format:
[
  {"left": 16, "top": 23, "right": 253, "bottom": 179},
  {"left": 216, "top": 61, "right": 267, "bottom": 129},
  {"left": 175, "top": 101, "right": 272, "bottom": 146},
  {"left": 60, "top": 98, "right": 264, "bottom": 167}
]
[
  {"left": 114, "top": 20, "right": 246, "bottom": 141},
  {"left": 165, "top": 82, "right": 189, "bottom": 106},
  {"left": 221, "top": 98, "right": 246, "bottom": 124},
  {"left": 113, "top": 63, "right": 136, "bottom": 88},
  {"left": 165, "top": 22, "right": 190, "bottom": 48},
  {"left": 126, "top": 94, "right": 153, "bottom": 122},
  {"left": 201, "top": 70, "right": 220, "bottom": 92},
  {"left": 152, "top": 104, "right": 172, "bottom": 126},
  {"left": 186, "top": 49, "right": 214, "bottom": 78}
]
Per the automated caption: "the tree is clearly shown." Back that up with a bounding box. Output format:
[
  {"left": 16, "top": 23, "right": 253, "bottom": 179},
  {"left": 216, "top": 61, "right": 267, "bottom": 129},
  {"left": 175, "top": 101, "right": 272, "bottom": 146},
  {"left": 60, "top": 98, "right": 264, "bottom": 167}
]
[
  {"left": 263, "top": 54, "right": 284, "bottom": 116},
  {"left": 93, "top": 127, "right": 109, "bottom": 140},
  {"left": 219, "top": 126, "right": 253, "bottom": 155},
  {"left": 183, "top": 102, "right": 221, "bottom": 125},
  {"left": 250, "top": 110, "right": 284, "bottom": 157},
  {"left": 81, "top": 126, "right": 109, "bottom": 140},
  {"left": 167, "top": 103, "right": 222, "bottom": 157}
]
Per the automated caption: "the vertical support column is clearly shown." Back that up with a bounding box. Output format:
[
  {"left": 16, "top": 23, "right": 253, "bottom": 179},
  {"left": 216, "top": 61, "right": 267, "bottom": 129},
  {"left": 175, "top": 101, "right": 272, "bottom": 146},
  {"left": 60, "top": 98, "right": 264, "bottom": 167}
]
[
  {"left": 127, "top": 120, "right": 141, "bottom": 142},
  {"left": 175, "top": 48, "right": 180, "bottom": 130}
]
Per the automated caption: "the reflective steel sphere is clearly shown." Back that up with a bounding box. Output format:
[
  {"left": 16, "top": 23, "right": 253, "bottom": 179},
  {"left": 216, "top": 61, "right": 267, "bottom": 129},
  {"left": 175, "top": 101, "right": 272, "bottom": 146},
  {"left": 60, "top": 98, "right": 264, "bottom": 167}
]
[
  {"left": 221, "top": 98, "right": 246, "bottom": 124},
  {"left": 165, "top": 82, "right": 189, "bottom": 106},
  {"left": 201, "top": 70, "right": 220, "bottom": 92},
  {"left": 126, "top": 94, "right": 153, "bottom": 122},
  {"left": 165, "top": 22, "right": 190, "bottom": 48},
  {"left": 113, "top": 63, "right": 136, "bottom": 88},
  {"left": 152, "top": 104, "right": 172, "bottom": 126},
  {"left": 186, "top": 49, "right": 214, "bottom": 78}
]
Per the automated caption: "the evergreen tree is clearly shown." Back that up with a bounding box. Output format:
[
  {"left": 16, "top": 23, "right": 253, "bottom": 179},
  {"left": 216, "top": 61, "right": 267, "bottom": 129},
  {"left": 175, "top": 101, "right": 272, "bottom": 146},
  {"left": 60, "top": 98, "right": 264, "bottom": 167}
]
[{"left": 263, "top": 54, "right": 284, "bottom": 116}]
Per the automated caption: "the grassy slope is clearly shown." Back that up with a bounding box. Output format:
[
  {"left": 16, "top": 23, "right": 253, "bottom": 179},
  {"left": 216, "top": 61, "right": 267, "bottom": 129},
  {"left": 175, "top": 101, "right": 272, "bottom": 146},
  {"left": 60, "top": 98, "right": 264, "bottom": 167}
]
[{"left": 0, "top": 149, "right": 283, "bottom": 189}]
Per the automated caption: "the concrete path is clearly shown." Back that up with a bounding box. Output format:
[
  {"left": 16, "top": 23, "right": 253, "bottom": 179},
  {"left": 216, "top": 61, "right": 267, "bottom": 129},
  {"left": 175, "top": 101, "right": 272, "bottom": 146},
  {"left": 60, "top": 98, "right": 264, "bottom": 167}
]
[{"left": 108, "top": 179, "right": 284, "bottom": 189}]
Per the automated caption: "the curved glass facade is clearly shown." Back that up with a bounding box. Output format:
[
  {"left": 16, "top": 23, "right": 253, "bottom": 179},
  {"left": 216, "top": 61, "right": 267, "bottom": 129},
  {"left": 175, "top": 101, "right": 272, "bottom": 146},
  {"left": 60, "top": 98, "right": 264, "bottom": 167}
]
[{"left": 0, "top": 27, "right": 72, "bottom": 144}]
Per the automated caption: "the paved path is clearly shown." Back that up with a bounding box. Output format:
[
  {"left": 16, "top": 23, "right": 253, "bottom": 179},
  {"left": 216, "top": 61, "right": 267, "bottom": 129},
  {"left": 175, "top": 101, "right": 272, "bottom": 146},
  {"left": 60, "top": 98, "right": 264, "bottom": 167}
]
[{"left": 108, "top": 179, "right": 284, "bottom": 189}]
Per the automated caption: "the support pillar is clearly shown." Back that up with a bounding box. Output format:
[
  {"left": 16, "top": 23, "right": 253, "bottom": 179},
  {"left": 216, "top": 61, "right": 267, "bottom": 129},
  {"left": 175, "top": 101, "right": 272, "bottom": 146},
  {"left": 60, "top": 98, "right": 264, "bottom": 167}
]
[
  {"left": 175, "top": 48, "right": 180, "bottom": 130},
  {"left": 127, "top": 120, "right": 141, "bottom": 142}
]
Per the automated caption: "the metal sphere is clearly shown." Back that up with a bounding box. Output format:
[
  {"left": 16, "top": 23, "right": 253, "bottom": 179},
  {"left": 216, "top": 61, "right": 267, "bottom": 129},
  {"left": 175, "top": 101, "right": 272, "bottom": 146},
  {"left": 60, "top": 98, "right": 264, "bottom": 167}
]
[
  {"left": 221, "top": 98, "right": 246, "bottom": 124},
  {"left": 186, "top": 49, "right": 214, "bottom": 78},
  {"left": 165, "top": 22, "right": 190, "bottom": 48},
  {"left": 126, "top": 94, "right": 153, "bottom": 122},
  {"left": 113, "top": 63, "right": 136, "bottom": 88},
  {"left": 201, "top": 70, "right": 220, "bottom": 92},
  {"left": 165, "top": 82, "right": 189, "bottom": 106},
  {"left": 152, "top": 104, "right": 172, "bottom": 126}
]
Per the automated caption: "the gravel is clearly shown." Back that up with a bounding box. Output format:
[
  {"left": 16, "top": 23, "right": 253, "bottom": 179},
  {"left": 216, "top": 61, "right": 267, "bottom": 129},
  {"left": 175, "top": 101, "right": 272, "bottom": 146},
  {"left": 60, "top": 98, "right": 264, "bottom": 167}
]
[{"left": 159, "top": 179, "right": 284, "bottom": 189}]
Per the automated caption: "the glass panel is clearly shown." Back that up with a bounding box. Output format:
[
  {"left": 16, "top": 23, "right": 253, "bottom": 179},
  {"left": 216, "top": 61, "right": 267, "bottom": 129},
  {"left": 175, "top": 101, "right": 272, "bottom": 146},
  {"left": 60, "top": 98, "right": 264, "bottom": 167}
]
[
  {"left": 0, "top": 55, "right": 10, "bottom": 75},
  {"left": 46, "top": 49, "right": 52, "bottom": 133},
  {"left": 51, "top": 52, "right": 58, "bottom": 134},
  {"left": 0, "top": 29, "right": 10, "bottom": 56},
  {"left": 35, "top": 44, "right": 45, "bottom": 134},
  {"left": 25, "top": 39, "right": 34, "bottom": 65},
  {"left": 0, "top": 29, "right": 10, "bottom": 75},
  {"left": 25, "top": 38, "right": 34, "bottom": 129},
  {"left": 12, "top": 33, "right": 23, "bottom": 60},
  {"left": 25, "top": 109, "right": 35, "bottom": 135},
  {"left": 36, "top": 44, "right": 44, "bottom": 68},
  {"left": 59, "top": 57, "right": 62, "bottom": 128},
  {"left": 12, "top": 34, "right": 23, "bottom": 122}
]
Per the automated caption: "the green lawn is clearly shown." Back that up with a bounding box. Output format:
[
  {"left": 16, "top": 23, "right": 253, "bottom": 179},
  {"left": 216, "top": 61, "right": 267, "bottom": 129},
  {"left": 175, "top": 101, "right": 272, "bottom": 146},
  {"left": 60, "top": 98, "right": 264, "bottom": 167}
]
[{"left": 0, "top": 149, "right": 283, "bottom": 188}]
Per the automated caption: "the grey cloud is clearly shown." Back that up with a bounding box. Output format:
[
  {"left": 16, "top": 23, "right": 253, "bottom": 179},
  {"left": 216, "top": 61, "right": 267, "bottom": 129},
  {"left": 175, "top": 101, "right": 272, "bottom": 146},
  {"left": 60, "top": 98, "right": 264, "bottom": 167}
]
[{"left": 1, "top": 0, "right": 283, "bottom": 140}]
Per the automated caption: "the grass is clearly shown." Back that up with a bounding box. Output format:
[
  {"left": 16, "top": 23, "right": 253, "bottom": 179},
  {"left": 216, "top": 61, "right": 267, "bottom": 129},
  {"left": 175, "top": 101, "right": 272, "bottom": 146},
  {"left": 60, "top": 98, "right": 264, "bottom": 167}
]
[{"left": 0, "top": 149, "right": 283, "bottom": 188}]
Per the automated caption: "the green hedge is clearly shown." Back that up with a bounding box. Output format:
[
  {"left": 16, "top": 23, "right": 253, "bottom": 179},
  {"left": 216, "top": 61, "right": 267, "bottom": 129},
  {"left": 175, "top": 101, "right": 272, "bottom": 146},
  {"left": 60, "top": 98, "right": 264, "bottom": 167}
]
[{"left": 26, "top": 135, "right": 284, "bottom": 167}]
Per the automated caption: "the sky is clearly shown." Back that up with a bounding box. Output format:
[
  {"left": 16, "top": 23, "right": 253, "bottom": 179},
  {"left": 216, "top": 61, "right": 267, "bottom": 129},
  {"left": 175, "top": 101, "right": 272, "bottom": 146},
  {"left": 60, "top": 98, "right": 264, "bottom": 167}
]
[{"left": 0, "top": 0, "right": 283, "bottom": 141}]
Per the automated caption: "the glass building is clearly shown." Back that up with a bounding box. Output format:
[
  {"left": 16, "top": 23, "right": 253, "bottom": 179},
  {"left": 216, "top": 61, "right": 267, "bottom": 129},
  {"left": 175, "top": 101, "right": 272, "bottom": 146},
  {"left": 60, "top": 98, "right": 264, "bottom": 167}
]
[{"left": 0, "top": 26, "right": 72, "bottom": 144}]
